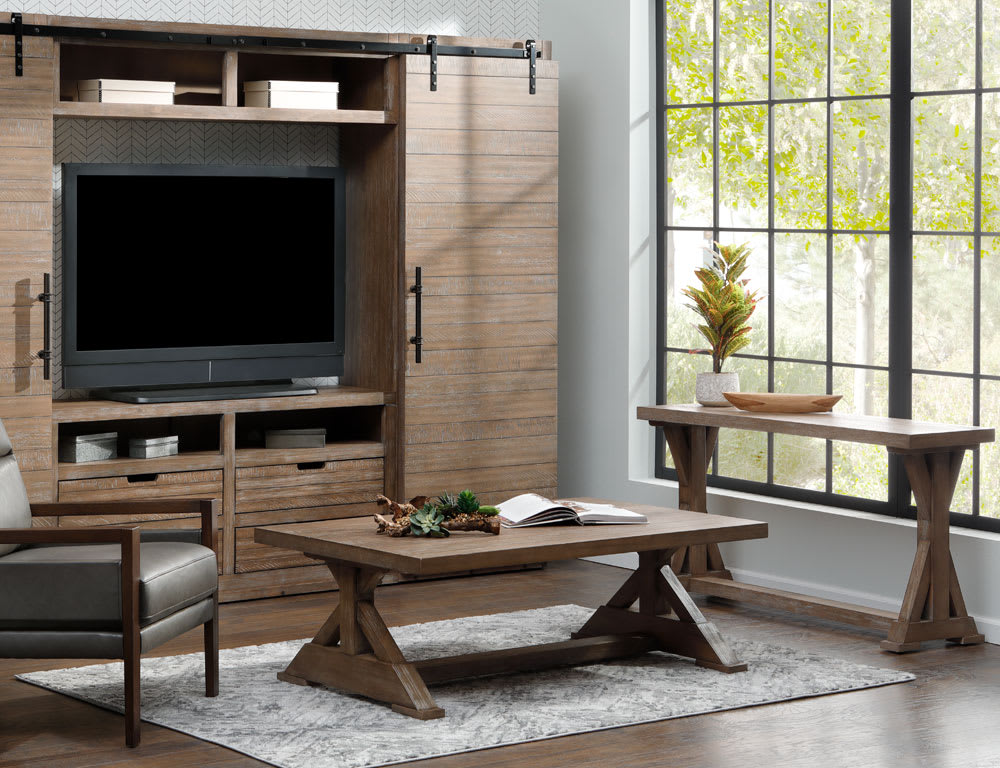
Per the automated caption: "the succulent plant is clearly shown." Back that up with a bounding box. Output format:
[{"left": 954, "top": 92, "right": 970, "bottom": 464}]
[
  {"left": 477, "top": 505, "right": 500, "bottom": 517},
  {"left": 435, "top": 491, "right": 459, "bottom": 517},
  {"left": 410, "top": 504, "right": 449, "bottom": 537},
  {"left": 456, "top": 489, "right": 480, "bottom": 516}
]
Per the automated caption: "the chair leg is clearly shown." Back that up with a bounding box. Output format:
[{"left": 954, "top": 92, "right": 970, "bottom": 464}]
[
  {"left": 121, "top": 528, "right": 142, "bottom": 748},
  {"left": 205, "top": 593, "right": 219, "bottom": 697},
  {"left": 124, "top": 634, "right": 140, "bottom": 747}
]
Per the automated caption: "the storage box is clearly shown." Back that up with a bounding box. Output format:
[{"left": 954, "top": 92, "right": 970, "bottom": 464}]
[
  {"left": 244, "top": 80, "right": 339, "bottom": 110},
  {"left": 60, "top": 432, "right": 118, "bottom": 463},
  {"left": 77, "top": 79, "right": 175, "bottom": 105},
  {"left": 129, "top": 436, "right": 179, "bottom": 459},
  {"left": 265, "top": 428, "right": 327, "bottom": 449}
]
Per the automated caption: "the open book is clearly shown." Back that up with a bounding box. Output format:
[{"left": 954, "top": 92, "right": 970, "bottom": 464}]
[{"left": 496, "top": 493, "right": 648, "bottom": 528}]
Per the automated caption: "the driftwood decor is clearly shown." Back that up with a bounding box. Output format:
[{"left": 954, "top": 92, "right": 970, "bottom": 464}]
[{"left": 374, "top": 491, "right": 501, "bottom": 537}]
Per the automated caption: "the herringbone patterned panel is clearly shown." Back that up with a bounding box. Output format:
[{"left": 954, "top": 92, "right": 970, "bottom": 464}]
[
  {"left": 20, "top": 0, "right": 538, "bottom": 38},
  {"left": 51, "top": 119, "right": 341, "bottom": 398}
]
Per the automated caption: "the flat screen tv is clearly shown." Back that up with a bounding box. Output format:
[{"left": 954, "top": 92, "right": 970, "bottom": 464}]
[{"left": 61, "top": 164, "right": 346, "bottom": 397}]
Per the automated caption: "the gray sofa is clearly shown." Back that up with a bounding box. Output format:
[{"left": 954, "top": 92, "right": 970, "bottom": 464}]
[{"left": 0, "top": 419, "right": 219, "bottom": 747}]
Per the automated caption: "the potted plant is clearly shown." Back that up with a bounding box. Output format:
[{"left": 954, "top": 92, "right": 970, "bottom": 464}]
[{"left": 682, "top": 242, "right": 761, "bottom": 406}]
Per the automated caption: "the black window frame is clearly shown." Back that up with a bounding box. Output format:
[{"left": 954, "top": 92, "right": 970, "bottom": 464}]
[{"left": 655, "top": 0, "right": 1000, "bottom": 533}]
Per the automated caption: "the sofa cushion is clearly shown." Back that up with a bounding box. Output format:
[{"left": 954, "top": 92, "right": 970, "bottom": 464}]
[{"left": 0, "top": 541, "right": 217, "bottom": 630}]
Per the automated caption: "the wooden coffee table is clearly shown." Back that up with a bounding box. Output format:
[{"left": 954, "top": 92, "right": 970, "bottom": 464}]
[{"left": 254, "top": 501, "right": 767, "bottom": 719}]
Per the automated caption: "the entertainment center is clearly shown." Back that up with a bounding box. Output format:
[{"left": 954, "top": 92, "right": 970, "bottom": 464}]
[{"left": 0, "top": 13, "right": 558, "bottom": 601}]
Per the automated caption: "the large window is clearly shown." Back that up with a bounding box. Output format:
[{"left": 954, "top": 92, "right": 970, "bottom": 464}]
[{"left": 657, "top": 0, "right": 1000, "bottom": 531}]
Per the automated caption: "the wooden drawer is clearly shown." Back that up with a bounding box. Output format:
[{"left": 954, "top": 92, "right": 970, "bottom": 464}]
[
  {"left": 235, "top": 457, "right": 383, "bottom": 514},
  {"left": 57, "top": 468, "right": 223, "bottom": 508}
]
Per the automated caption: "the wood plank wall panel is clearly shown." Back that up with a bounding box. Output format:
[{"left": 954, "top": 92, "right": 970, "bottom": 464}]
[
  {"left": 402, "top": 55, "right": 557, "bottom": 501},
  {"left": 0, "top": 39, "right": 54, "bottom": 501}
]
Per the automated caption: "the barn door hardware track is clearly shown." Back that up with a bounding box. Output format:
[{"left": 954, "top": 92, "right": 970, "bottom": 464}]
[{"left": 0, "top": 16, "right": 543, "bottom": 92}]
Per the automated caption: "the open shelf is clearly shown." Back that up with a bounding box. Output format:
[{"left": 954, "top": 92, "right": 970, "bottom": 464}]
[
  {"left": 235, "top": 440, "right": 383, "bottom": 467},
  {"left": 52, "top": 386, "right": 386, "bottom": 423},
  {"left": 52, "top": 101, "right": 394, "bottom": 124},
  {"left": 55, "top": 40, "right": 398, "bottom": 125},
  {"left": 58, "top": 450, "right": 226, "bottom": 481}
]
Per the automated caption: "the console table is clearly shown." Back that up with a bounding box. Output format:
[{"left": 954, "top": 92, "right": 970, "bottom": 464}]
[{"left": 636, "top": 404, "right": 995, "bottom": 652}]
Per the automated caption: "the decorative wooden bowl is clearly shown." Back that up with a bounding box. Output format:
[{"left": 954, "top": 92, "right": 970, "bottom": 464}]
[{"left": 722, "top": 392, "right": 843, "bottom": 413}]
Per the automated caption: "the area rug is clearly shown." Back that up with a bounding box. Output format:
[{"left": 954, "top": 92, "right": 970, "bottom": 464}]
[{"left": 17, "top": 604, "right": 913, "bottom": 768}]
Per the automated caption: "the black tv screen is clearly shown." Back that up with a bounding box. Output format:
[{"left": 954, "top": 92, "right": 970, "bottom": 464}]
[{"left": 62, "top": 165, "right": 346, "bottom": 390}]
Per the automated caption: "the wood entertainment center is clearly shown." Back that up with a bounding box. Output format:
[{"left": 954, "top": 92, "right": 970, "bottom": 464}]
[{"left": 0, "top": 14, "right": 558, "bottom": 601}]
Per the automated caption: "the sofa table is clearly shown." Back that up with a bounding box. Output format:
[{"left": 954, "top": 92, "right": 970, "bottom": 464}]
[
  {"left": 254, "top": 502, "right": 767, "bottom": 718},
  {"left": 637, "top": 403, "right": 995, "bottom": 652}
]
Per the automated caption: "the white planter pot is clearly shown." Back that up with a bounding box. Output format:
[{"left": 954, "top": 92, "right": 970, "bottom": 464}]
[{"left": 695, "top": 371, "right": 739, "bottom": 407}]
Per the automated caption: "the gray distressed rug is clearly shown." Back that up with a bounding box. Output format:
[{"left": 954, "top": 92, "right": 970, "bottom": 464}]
[{"left": 17, "top": 604, "right": 913, "bottom": 768}]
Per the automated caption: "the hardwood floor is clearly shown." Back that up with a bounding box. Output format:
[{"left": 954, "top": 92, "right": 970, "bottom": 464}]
[{"left": 0, "top": 559, "right": 997, "bottom": 767}]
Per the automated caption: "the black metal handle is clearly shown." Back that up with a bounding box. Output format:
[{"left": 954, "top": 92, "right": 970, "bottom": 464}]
[
  {"left": 410, "top": 266, "right": 423, "bottom": 364},
  {"left": 526, "top": 39, "right": 537, "bottom": 94},
  {"left": 427, "top": 35, "right": 438, "bottom": 91},
  {"left": 11, "top": 13, "right": 22, "bottom": 77},
  {"left": 37, "top": 272, "right": 51, "bottom": 380}
]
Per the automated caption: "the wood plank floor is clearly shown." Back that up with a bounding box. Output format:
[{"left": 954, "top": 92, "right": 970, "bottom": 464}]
[{"left": 0, "top": 559, "right": 997, "bottom": 767}]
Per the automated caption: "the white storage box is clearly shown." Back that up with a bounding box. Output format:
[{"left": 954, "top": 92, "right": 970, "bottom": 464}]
[
  {"left": 244, "top": 80, "right": 339, "bottom": 110},
  {"left": 77, "top": 79, "right": 175, "bottom": 105}
]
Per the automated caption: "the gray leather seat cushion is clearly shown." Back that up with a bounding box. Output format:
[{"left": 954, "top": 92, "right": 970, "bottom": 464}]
[
  {"left": 0, "top": 541, "right": 217, "bottom": 630},
  {"left": 0, "top": 597, "right": 216, "bottom": 658}
]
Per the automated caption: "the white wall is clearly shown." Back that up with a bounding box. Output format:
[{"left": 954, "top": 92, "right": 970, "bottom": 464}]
[{"left": 541, "top": 0, "right": 1000, "bottom": 644}]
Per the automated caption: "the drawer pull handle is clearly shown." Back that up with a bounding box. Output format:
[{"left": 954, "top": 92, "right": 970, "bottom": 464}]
[
  {"left": 409, "top": 266, "right": 423, "bottom": 364},
  {"left": 126, "top": 473, "right": 159, "bottom": 484},
  {"left": 296, "top": 461, "right": 325, "bottom": 471}
]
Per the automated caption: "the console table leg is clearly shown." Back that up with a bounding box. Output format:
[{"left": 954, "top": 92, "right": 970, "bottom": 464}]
[
  {"left": 574, "top": 548, "right": 746, "bottom": 673},
  {"left": 881, "top": 449, "right": 984, "bottom": 652},
  {"left": 278, "top": 561, "right": 445, "bottom": 718},
  {"left": 662, "top": 424, "right": 731, "bottom": 581}
]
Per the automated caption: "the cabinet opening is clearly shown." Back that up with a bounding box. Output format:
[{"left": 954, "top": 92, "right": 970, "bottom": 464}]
[
  {"left": 235, "top": 405, "right": 382, "bottom": 450},
  {"left": 235, "top": 52, "right": 388, "bottom": 110},
  {"left": 58, "top": 43, "right": 226, "bottom": 106}
]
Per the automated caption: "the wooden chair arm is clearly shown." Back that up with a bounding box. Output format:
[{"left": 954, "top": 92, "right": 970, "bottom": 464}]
[
  {"left": 0, "top": 525, "right": 140, "bottom": 546},
  {"left": 30, "top": 499, "right": 220, "bottom": 552}
]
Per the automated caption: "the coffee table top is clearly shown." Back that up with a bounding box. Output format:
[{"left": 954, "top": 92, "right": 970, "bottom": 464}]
[{"left": 254, "top": 499, "right": 767, "bottom": 576}]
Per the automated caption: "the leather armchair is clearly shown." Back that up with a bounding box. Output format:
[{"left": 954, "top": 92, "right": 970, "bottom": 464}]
[{"left": 0, "top": 420, "right": 219, "bottom": 747}]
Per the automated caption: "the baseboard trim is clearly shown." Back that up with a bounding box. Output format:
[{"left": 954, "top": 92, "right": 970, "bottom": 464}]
[{"left": 582, "top": 556, "right": 999, "bottom": 644}]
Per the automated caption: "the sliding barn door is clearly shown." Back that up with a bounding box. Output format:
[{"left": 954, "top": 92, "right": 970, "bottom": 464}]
[
  {"left": 0, "top": 28, "right": 54, "bottom": 502},
  {"left": 401, "top": 53, "right": 558, "bottom": 504}
]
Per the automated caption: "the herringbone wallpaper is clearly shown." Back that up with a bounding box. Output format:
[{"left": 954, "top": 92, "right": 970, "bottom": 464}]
[
  {"left": 52, "top": 119, "right": 342, "bottom": 398},
  {"left": 20, "top": 1, "right": 538, "bottom": 39}
]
